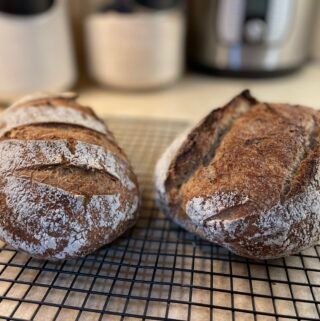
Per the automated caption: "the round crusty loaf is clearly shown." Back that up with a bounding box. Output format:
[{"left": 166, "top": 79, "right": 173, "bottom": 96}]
[
  {"left": 0, "top": 92, "right": 140, "bottom": 259},
  {"left": 155, "top": 90, "right": 320, "bottom": 260}
]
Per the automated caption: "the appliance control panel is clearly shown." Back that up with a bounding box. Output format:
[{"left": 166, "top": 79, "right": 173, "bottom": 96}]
[{"left": 217, "top": 0, "right": 294, "bottom": 45}]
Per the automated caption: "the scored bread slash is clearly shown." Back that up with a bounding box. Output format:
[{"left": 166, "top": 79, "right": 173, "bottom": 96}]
[
  {"left": 0, "top": 93, "right": 140, "bottom": 260},
  {"left": 0, "top": 140, "right": 136, "bottom": 190},
  {"left": 155, "top": 90, "right": 320, "bottom": 260}
]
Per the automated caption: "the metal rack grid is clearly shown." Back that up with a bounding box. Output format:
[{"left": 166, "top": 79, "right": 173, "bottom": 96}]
[{"left": 0, "top": 117, "right": 319, "bottom": 321}]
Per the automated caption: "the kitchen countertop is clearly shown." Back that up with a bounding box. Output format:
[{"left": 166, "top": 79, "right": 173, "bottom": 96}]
[{"left": 78, "top": 62, "right": 320, "bottom": 123}]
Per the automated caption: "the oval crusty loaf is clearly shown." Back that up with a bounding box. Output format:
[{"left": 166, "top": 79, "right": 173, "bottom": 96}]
[
  {"left": 155, "top": 90, "right": 320, "bottom": 260},
  {"left": 0, "top": 92, "right": 140, "bottom": 259}
]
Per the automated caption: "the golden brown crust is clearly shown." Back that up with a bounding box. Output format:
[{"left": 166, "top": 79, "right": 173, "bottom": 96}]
[
  {"left": 0, "top": 94, "right": 140, "bottom": 260},
  {"left": 156, "top": 90, "right": 320, "bottom": 259},
  {"left": 165, "top": 90, "right": 257, "bottom": 191},
  {"left": 182, "top": 102, "right": 315, "bottom": 212}
]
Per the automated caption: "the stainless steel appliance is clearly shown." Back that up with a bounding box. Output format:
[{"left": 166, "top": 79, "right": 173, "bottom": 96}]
[{"left": 188, "top": 0, "right": 316, "bottom": 76}]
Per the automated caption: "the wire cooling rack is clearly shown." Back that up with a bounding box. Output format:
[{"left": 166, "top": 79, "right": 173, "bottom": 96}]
[{"left": 0, "top": 117, "right": 319, "bottom": 321}]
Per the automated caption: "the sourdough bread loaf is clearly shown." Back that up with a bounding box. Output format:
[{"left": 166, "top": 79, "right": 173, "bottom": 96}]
[
  {"left": 155, "top": 90, "right": 320, "bottom": 259},
  {"left": 0, "top": 92, "right": 140, "bottom": 259}
]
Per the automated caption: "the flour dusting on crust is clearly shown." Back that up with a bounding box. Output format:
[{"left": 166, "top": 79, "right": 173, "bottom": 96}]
[
  {"left": 0, "top": 105, "right": 107, "bottom": 136},
  {"left": 182, "top": 169, "right": 320, "bottom": 259},
  {"left": 1, "top": 176, "right": 139, "bottom": 259},
  {"left": 155, "top": 92, "right": 320, "bottom": 259},
  {"left": 0, "top": 93, "right": 139, "bottom": 259},
  {"left": 186, "top": 193, "right": 249, "bottom": 225},
  {"left": 0, "top": 140, "right": 135, "bottom": 190}
]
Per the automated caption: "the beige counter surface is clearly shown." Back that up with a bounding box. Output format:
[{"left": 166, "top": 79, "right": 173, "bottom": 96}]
[{"left": 78, "top": 62, "right": 320, "bottom": 123}]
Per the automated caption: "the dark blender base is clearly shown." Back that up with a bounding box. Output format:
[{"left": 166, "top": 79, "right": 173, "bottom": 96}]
[{"left": 189, "top": 61, "right": 305, "bottom": 79}]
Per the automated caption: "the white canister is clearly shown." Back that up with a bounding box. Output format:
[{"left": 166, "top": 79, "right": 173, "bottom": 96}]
[
  {"left": 0, "top": 0, "right": 77, "bottom": 100},
  {"left": 85, "top": 9, "right": 185, "bottom": 90}
]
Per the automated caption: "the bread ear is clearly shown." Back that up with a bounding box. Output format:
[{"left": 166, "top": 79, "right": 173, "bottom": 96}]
[
  {"left": 162, "top": 90, "right": 257, "bottom": 205},
  {"left": 10, "top": 92, "right": 79, "bottom": 108}
]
